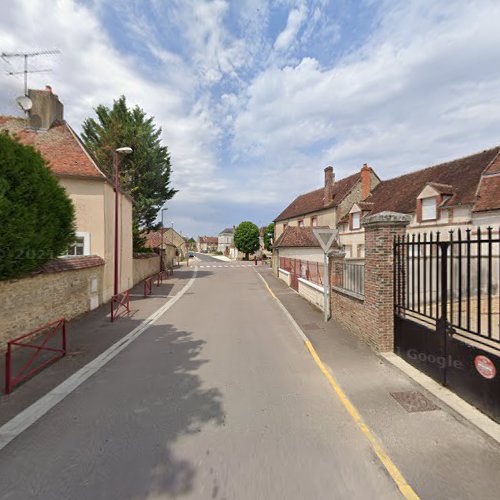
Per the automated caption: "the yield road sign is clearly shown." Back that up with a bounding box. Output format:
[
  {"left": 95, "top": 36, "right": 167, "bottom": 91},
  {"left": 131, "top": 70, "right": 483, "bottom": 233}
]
[{"left": 312, "top": 228, "right": 338, "bottom": 253}]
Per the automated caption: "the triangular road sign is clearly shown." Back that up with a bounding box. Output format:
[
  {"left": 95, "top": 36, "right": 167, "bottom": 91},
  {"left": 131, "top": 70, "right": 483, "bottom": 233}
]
[{"left": 312, "top": 228, "right": 338, "bottom": 253}]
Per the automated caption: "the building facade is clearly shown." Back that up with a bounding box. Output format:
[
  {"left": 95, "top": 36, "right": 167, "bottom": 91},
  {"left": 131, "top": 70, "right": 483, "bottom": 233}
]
[{"left": 0, "top": 86, "right": 133, "bottom": 303}]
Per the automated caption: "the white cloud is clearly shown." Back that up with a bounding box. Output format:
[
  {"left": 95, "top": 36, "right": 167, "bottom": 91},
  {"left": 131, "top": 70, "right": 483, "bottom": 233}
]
[
  {"left": 233, "top": 0, "right": 500, "bottom": 202},
  {"left": 2, "top": 0, "right": 500, "bottom": 236},
  {"left": 274, "top": 3, "right": 308, "bottom": 52}
]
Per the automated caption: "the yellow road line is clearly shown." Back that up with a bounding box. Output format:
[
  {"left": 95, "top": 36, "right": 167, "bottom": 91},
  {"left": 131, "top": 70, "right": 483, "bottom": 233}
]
[
  {"left": 261, "top": 272, "right": 419, "bottom": 500},
  {"left": 263, "top": 278, "right": 278, "bottom": 299}
]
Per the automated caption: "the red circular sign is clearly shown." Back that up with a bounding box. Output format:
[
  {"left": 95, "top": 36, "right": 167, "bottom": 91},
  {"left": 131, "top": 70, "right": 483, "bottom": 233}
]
[{"left": 474, "top": 355, "right": 496, "bottom": 380}]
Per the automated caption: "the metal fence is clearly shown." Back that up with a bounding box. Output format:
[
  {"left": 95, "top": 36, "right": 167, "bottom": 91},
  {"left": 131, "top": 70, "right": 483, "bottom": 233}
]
[
  {"left": 340, "top": 260, "right": 365, "bottom": 297},
  {"left": 279, "top": 257, "right": 325, "bottom": 286},
  {"left": 394, "top": 227, "right": 500, "bottom": 347}
]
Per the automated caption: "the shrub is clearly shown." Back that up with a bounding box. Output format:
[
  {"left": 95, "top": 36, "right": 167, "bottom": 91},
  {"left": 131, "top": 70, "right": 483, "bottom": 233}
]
[{"left": 0, "top": 133, "right": 76, "bottom": 279}]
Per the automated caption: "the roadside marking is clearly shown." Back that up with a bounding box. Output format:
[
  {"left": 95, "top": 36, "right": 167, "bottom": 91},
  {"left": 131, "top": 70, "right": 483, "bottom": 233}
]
[
  {"left": 256, "top": 271, "right": 419, "bottom": 500},
  {"left": 0, "top": 268, "right": 198, "bottom": 452}
]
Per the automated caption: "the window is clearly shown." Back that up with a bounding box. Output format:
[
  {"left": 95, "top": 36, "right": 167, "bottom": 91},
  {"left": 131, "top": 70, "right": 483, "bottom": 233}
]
[
  {"left": 422, "top": 197, "right": 437, "bottom": 221},
  {"left": 358, "top": 244, "right": 365, "bottom": 258},
  {"left": 66, "top": 232, "right": 90, "bottom": 256},
  {"left": 352, "top": 212, "right": 361, "bottom": 230},
  {"left": 343, "top": 245, "right": 352, "bottom": 258},
  {"left": 311, "top": 216, "right": 318, "bottom": 227},
  {"left": 298, "top": 219, "right": 304, "bottom": 228}
]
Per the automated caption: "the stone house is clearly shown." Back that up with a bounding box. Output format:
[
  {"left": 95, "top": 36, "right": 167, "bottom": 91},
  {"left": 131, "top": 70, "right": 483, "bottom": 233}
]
[
  {"left": 273, "top": 164, "right": 380, "bottom": 264},
  {"left": 338, "top": 146, "right": 500, "bottom": 251},
  {"left": 218, "top": 228, "right": 234, "bottom": 254},
  {"left": 160, "top": 227, "right": 188, "bottom": 259},
  {"left": 143, "top": 229, "right": 177, "bottom": 269},
  {"left": 0, "top": 86, "right": 133, "bottom": 304},
  {"left": 197, "top": 236, "right": 218, "bottom": 252}
]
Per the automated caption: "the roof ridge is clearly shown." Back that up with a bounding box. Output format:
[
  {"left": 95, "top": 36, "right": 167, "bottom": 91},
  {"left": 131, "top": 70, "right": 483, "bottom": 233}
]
[{"left": 380, "top": 146, "right": 500, "bottom": 184}]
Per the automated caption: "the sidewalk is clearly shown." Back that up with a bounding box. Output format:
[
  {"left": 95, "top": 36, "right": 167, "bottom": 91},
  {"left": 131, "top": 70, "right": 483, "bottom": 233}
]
[
  {"left": 0, "top": 266, "right": 199, "bottom": 426},
  {"left": 258, "top": 268, "right": 500, "bottom": 499}
]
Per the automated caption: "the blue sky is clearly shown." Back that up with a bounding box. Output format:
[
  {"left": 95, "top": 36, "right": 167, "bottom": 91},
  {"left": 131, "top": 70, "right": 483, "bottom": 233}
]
[{"left": 2, "top": 0, "right": 500, "bottom": 238}]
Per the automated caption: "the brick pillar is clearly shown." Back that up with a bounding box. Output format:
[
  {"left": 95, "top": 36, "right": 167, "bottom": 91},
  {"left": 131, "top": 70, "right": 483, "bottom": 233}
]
[
  {"left": 362, "top": 212, "right": 411, "bottom": 351},
  {"left": 330, "top": 248, "right": 346, "bottom": 288}
]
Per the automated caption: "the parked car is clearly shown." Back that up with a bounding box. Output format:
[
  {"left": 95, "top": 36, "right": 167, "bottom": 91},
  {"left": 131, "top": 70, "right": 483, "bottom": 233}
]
[{"left": 188, "top": 252, "right": 194, "bottom": 258}]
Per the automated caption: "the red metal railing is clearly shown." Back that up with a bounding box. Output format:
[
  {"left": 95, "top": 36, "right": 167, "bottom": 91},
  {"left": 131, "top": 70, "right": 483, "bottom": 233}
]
[
  {"left": 279, "top": 257, "right": 325, "bottom": 286},
  {"left": 5, "top": 318, "right": 67, "bottom": 394},
  {"left": 156, "top": 268, "right": 173, "bottom": 287},
  {"left": 144, "top": 276, "right": 153, "bottom": 297},
  {"left": 110, "top": 291, "right": 130, "bottom": 322}
]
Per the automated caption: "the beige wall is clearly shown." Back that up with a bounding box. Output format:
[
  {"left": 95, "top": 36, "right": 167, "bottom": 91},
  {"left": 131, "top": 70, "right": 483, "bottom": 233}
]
[
  {"left": 60, "top": 177, "right": 133, "bottom": 302},
  {"left": 278, "top": 247, "right": 323, "bottom": 263},
  {"left": 103, "top": 182, "right": 133, "bottom": 301},
  {"left": 0, "top": 264, "right": 103, "bottom": 351},
  {"left": 132, "top": 254, "right": 161, "bottom": 286},
  {"left": 340, "top": 207, "right": 500, "bottom": 256},
  {"left": 275, "top": 209, "right": 337, "bottom": 239},
  {"left": 59, "top": 177, "right": 105, "bottom": 257}
]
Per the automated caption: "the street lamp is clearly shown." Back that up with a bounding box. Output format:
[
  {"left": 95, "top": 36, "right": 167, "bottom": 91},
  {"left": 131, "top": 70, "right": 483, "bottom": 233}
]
[
  {"left": 161, "top": 208, "right": 168, "bottom": 271},
  {"left": 114, "top": 146, "right": 132, "bottom": 296}
]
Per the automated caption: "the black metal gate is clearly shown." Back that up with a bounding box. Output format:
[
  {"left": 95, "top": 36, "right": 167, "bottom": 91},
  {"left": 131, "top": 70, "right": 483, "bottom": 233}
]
[{"left": 394, "top": 227, "right": 500, "bottom": 422}]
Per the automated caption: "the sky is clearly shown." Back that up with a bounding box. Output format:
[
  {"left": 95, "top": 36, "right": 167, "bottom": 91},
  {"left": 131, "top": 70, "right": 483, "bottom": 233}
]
[{"left": 1, "top": 0, "right": 500, "bottom": 238}]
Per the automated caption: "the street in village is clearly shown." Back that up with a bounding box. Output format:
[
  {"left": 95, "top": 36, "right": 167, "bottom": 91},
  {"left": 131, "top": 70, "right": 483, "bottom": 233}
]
[{"left": 1, "top": 256, "right": 500, "bottom": 499}]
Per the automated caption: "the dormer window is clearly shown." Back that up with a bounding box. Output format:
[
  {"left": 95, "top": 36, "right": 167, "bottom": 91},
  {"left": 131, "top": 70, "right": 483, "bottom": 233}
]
[
  {"left": 421, "top": 197, "right": 437, "bottom": 221},
  {"left": 298, "top": 219, "right": 304, "bottom": 228},
  {"left": 352, "top": 212, "right": 361, "bottom": 230}
]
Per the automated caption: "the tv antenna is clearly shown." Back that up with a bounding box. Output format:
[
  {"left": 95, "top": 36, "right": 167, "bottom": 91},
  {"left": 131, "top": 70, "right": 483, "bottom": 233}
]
[{"left": 1, "top": 50, "right": 60, "bottom": 96}]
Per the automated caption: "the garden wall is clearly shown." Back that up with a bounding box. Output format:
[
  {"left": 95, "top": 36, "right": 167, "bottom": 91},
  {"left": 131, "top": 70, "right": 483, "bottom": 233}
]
[{"left": 0, "top": 256, "right": 104, "bottom": 351}]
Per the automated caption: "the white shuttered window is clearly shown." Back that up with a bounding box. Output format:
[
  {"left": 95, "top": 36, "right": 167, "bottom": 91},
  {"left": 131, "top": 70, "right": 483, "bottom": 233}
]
[{"left": 422, "top": 197, "right": 437, "bottom": 220}]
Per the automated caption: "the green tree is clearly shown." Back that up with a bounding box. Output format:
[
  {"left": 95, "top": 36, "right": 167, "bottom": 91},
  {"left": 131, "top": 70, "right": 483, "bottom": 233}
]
[
  {"left": 0, "top": 133, "right": 75, "bottom": 279},
  {"left": 234, "top": 221, "right": 260, "bottom": 260},
  {"left": 263, "top": 223, "right": 274, "bottom": 251},
  {"left": 81, "top": 96, "right": 177, "bottom": 249}
]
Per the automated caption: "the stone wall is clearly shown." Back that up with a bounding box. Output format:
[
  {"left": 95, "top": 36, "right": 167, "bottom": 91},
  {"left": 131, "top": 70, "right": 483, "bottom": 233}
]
[
  {"left": 0, "top": 257, "right": 104, "bottom": 351},
  {"left": 132, "top": 253, "right": 161, "bottom": 286}
]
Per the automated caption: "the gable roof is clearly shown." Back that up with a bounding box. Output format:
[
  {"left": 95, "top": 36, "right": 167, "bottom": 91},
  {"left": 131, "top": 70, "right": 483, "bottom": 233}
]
[
  {"left": 199, "top": 236, "right": 218, "bottom": 244},
  {"left": 143, "top": 230, "right": 176, "bottom": 249},
  {"left": 219, "top": 227, "right": 234, "bottom": 235},
  {"left": 0, "top": 116, "right": 106, "bottom": 179},
  {"left": 362, "top": 146, "right": 500, "bottom": 215},
  {"left": 274, "top": 226, "right": 321, "bottom": 248},
  {"left": 274, "top": 172, "right": 360, "bottom": 222}
]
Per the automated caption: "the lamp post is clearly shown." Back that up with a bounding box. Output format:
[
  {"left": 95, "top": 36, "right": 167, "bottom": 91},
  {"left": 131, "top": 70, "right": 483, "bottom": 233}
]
[
  {"left": 114, "top": 146, "right": 132, "bottom": 296},
  {"left": 161, "top": 208, "right": 168, "bottom": 271}
]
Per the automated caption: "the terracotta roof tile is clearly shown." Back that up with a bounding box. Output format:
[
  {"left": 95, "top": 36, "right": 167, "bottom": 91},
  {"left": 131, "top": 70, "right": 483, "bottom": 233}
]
[
  {"left": 0, "top": 116, "right": 105, "bottom": 178},
  {"left": 274, "top": 226, "right": 321, "bottom": 248},
  {"left": 143, "top": 230, "right": 176, "bottom": 249},
  {"left": 274, "top": 172, "right": 360, "bottom": 222},
  {"left": 475, "top": 175, "right": 500, "bottom": 212},
  {"left": 363, "top": 147, "right": 500, "bottom": 215},
  {"left": 36, "top": 256, "right": 105, "bottom": 274},
  {"left": 199, "top": 236, "right": 218, "bottom": 244}
]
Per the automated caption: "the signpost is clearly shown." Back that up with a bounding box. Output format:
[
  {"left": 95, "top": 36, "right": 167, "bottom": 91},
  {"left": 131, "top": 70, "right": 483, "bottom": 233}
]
[{"left": 312, "top": 228, "right": 338, "bottom": 322}]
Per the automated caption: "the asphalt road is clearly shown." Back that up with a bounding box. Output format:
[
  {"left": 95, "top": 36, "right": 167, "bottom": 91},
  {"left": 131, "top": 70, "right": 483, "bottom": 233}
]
[
  {"left": 192, "top": 252, "right": 220, "bottom": 262},
  {"left": 0, "top": 265, "right": 400, "bottom": 499}
]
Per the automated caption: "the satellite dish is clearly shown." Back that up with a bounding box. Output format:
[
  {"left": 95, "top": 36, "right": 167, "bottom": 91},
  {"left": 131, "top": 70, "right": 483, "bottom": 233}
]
[{"left": 15, "top": 95, "right": 33, "bottom": 111}]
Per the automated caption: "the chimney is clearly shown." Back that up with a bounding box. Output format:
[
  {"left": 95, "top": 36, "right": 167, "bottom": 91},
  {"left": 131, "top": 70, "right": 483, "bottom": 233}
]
[
  {"left": 361, "top": 163, "right": 371, "bottom": 200},
  {"left": 324, "top": 166, "right": 334, "bottom": 206},
  {"left": 27, "top": 86, "right": 64, "bottom": 130}
]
